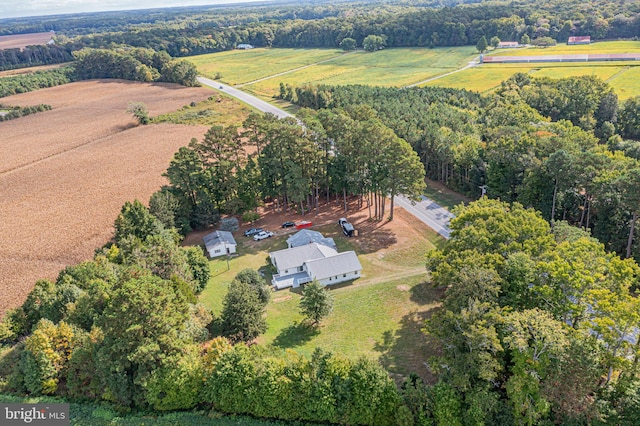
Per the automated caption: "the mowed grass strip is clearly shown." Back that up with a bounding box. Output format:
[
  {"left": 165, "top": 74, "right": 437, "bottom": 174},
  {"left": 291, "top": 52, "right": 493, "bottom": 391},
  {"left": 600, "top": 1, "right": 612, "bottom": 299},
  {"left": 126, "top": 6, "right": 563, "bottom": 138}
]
[
  {"left": 486, "top": 40, "right": 640, "bottom": 57},
  {"left": 186, "top": 48, "right": 344, "bottom": 85}
]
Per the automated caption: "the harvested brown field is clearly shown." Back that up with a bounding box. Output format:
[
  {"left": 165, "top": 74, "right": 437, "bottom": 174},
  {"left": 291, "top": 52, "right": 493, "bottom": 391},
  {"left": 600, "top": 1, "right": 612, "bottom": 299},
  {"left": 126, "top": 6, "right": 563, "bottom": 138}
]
[
  {"left": 0, "top": 32, "right": 55, "bottom": 50},
  {"left": 0, "top": 79, "right": 239, "bottom": 316},
  {"left": 0, "top": 63, "right": 67, "bottom": 78}
]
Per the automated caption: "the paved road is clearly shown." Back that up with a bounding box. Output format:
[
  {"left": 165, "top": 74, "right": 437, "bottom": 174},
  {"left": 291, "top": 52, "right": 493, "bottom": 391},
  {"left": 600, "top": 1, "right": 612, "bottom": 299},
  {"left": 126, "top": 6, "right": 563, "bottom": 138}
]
[
  {"left": 197, "top": 75, "right": 455, "bottom": 238},
  {"left": 395, "top": 196, "right": 454, "bottom": 239},
  {"left": 197, "top": 76, "right": 294, "bottom": 119}
]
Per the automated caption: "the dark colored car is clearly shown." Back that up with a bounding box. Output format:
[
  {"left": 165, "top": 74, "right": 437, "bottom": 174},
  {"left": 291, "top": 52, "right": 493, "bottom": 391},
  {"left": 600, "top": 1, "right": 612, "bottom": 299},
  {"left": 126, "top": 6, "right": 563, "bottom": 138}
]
[
  {"left": 244, "top": 227, "right": 263, "bottom": 237},
  {"left": 282, "top": 221, "right": 295, "bottom": 228}
]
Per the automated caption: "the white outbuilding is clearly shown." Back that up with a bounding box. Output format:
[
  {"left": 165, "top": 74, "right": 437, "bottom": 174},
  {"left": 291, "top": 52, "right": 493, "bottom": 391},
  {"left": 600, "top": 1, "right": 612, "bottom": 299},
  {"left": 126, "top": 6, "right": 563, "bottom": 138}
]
[{"left": 203, "top": 230, "right": 237, "bottom": 258}]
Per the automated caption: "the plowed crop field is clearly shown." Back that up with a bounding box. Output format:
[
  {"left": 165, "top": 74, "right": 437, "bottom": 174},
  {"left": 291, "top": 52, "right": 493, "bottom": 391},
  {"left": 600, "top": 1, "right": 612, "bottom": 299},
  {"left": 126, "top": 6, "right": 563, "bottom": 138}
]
[
  {"left": 0, "top": 32, "right": 55, "bottom": 50},
  {"left": 0, "top": 80, "right": 215, "bottom": 316}
]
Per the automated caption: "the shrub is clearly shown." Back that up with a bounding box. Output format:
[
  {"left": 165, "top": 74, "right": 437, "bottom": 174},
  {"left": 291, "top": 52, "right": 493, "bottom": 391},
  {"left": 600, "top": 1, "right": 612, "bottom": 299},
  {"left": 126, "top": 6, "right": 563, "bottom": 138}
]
[
  {"left": 144, "top": 346, "right": 204, "bottom": 411},
  {"left": 241, "top": 211, "right": 260, "bottom": 224},
  {"left": 21, "top": 320, "right": 79, "bottom": 396},
  {"left": 219, "top": 217, "right": 239, "bottom": 232}
]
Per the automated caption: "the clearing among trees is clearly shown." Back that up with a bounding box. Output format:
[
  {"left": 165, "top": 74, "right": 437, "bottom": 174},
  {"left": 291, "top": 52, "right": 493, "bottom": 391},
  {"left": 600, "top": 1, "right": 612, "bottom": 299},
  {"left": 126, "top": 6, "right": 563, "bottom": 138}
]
[{"left": 0, "top": 80, "right": 230, "bottom": 316}]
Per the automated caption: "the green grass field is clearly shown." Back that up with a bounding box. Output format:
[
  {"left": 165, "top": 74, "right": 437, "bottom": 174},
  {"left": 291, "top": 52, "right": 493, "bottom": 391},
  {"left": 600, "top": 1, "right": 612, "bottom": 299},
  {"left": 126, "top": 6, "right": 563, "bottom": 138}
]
[
  {"left": 189, "top": 47, "right": 478, "bottom": 98},
  {"left": 198, "top": 221, "right": 443, "bottom": 380},
  {"left": 486, "top": 40, "right": 640, "bottom": 57},
  {"left": 187, "top": 48, "right": 345, "bottom": 85},
  {"left": 423, "top": 41, "right": 640, "bottom": 98},
  {"left": 427, "top": 61, "right": 640, "bottom": 99},
  {"left": 189, "top": 42, "right": 640, "bottom": 101}
]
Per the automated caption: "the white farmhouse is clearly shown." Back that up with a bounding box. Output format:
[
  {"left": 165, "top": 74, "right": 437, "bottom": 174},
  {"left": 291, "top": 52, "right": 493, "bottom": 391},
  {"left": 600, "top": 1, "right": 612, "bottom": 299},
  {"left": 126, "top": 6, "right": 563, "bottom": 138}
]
[
  {"left": 270, "top": 243, "right": 362, "bottom": 289},
  {"left": 203, "top": 230, "right": 237, "bottom": 258}
]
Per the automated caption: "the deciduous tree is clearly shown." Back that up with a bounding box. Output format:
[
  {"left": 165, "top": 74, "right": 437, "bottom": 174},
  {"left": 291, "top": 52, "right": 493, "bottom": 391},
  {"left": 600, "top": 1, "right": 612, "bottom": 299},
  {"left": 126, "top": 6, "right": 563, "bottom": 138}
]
[{"left": 300, "top": 280, "right": 334, "bottom": 325}]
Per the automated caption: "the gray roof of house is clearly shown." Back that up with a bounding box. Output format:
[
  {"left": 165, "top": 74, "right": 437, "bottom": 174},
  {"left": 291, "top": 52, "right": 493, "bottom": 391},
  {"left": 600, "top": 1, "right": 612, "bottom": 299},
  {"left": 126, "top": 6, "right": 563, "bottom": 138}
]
[
  {"left": 305, "top": 251, "right": 362, "bottom": 281},
  {"left": 203, "top": 230, "right": 236, "bottom": 249},
  {"left": 287, "top": 229, "right": 336, "bottom": 250},
  {"left": 270, "top": 243, "right": 337, "bottom": 272}
]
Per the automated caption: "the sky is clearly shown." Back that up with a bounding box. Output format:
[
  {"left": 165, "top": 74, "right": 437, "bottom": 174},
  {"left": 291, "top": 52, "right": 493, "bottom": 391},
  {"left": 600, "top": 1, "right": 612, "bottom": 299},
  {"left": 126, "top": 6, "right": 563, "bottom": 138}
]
[{"left": 0, "top": 0, "right": 267, "bottom": 19}]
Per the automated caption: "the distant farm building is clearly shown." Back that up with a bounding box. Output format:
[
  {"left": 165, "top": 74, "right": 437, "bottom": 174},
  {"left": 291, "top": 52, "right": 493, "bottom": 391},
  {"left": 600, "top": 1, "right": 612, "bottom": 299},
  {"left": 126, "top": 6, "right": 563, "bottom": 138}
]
[
  {"left": 203, "top": 230, "right": 237, "bottom": 258},
  {"left": 236, "top": 43, "right": 254, "bottom": 49},
  {"left": 481, "top": 53, "right": 640, "bottom": 64},
  {"left": 497, "top": 41, "right": 520, "bottom": 48},
  {"left": 568, "top": 36, "right": 591, "bottom": 45}
]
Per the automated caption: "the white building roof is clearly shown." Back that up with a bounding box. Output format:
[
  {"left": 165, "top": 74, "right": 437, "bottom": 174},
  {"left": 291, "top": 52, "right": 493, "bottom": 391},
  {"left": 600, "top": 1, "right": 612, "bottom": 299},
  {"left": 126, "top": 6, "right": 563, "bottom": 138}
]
[
  {"left": 287, "top": 229, "right": 336, "bottom": 249},
  {"left": 203, "top": 230, "right": 236, "bottom": 249},
  {"left": 270, "top": 243, "right": 337, "bottom": 273},
  {"left": 304, "top": 251, "right": 362, "bottom": 281}
]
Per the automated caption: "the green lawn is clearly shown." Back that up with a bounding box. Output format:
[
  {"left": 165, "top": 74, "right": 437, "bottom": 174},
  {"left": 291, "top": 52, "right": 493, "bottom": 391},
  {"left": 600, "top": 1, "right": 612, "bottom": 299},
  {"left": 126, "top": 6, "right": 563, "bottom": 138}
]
[{"left": 198, "top": 220, "right": 443, "bottom": 381}]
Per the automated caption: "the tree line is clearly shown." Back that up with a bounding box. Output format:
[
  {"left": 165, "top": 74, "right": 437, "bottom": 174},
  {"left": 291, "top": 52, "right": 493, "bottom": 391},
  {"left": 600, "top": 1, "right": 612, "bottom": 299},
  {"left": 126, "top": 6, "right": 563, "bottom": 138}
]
[
  {"left": 57, "top": 0, "right": 640, "bottom": 56},
  {"left": 157, "top": 108, "right": 425, "bottom": 234},
  {"left": 73, "top": 47, "right": 198, "bottom": 86},
  {"left": 288, "top": 76, "right": 640, "bottom": 262},
  {"left": 0, "top": 44, "right": 73, "bottom": 71},
  {"left": 0, "top": 104, "right": 51, "bottom": 121},
  {"left": 0, "top": 67, "right": 74, "bottom": 98},
  {"left": 0, "top": 47, "right": 199, "bottom": 101}
]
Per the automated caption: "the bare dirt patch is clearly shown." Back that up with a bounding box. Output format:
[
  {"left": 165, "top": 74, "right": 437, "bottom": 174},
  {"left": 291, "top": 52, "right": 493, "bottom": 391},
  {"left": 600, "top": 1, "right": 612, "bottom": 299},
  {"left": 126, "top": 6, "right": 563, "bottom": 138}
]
[
  {"left": 0, "top": 32, "right": 55, "bottom": 50},
  {"left": 0, "top": 80, "right": 235, "bottom": 316}
]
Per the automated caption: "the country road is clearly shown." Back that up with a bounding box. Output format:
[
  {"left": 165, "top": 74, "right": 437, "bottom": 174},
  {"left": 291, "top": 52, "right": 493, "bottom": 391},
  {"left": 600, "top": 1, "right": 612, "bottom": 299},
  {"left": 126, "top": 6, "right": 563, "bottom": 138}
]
[
  {"left": 197, "top": 76, "right": 294, "bottom": 119},
  {"left": 197, "top": 75, "right": 454, "bottom": 239}
]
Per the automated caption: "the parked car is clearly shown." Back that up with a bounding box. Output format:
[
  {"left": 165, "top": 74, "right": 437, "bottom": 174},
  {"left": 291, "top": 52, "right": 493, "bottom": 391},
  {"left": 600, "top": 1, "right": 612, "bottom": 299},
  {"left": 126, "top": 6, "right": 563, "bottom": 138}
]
[
  {"left": 253, "top": 231, "right": 274, "bottom": 241},
  {"left": 244, "top": 227, "right": 263, "bottom": 237},
  {"left": 296, "top": 221, "right": 313, "bottom": 229},
  {"left": 338, "top": 218, "right": 355, "bottom": 237},
  {"left": 282, "top": 221, "right": 295, "bottom": 228}
]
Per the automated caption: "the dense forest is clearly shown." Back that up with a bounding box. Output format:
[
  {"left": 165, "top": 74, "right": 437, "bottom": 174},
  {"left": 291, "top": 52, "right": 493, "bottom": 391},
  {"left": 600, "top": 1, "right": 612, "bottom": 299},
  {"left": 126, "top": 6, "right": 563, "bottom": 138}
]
[{"left": 288, "top": 76, "right": 640, "bottom": 263}]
